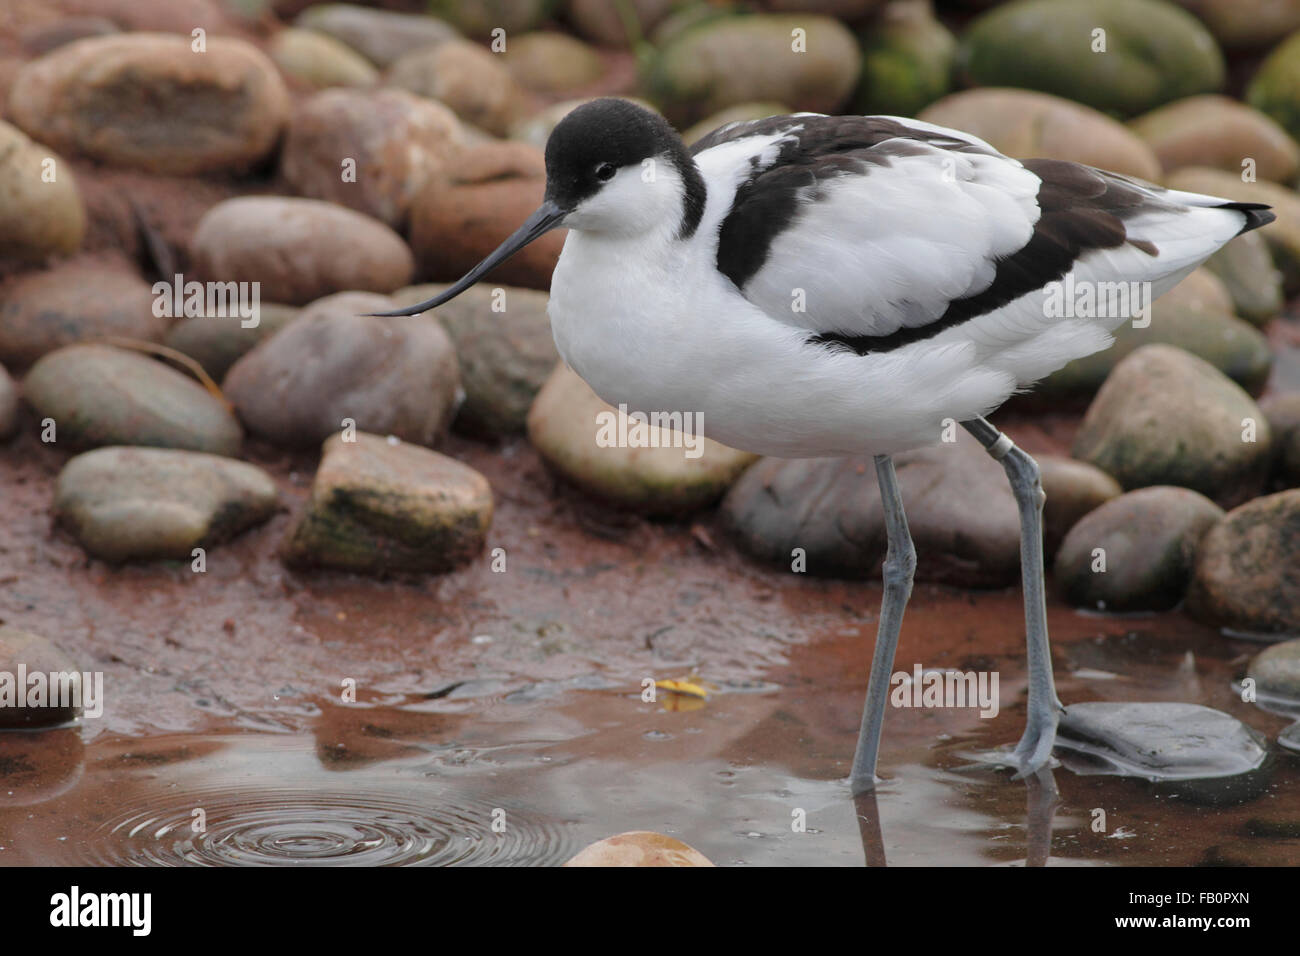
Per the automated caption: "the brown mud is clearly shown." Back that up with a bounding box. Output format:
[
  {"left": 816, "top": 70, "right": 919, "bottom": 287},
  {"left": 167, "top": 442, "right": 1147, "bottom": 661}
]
[{"left": 2, "top": 411, "right": 1298, "bottom": 865}]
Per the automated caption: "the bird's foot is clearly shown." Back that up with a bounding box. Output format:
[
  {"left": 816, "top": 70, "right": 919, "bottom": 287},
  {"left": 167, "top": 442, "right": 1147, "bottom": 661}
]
[{"left": 1011, "top": 703, "right": 1061, "bottom": 779}]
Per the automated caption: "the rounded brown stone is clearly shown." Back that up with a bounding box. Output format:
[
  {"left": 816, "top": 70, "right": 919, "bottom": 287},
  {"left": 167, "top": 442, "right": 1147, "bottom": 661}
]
[
  {"left": 8, "top": 33, "right": 289, "bottom": 175},
  {"left": 280, "top": 87, "right": 462, "bottom": 229},
  {"left": 0, "top": 261, "right": 167, "bottom": 366},
  {"left": 190, "top": 197, "right": 415, "bottom": 306},
  {"left": 1189, "top": 489, "right": 1300, "bottom": 635},
  {"left": 1054, "top": 486, "right": 1223, "bottom": 611}
]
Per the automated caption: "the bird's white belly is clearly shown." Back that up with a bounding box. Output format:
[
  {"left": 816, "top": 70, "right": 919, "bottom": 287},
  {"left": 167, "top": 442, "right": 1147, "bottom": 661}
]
[{"left": 547, "top": 233, "right": 1020, "bottom": 459}]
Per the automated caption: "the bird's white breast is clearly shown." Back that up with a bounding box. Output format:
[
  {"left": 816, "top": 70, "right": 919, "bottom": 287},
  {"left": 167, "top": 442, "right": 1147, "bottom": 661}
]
[
  {"left": 548, "top": 129, "right": 799, "bottom": 420},
  {"left": 548, "top": 226, "right": 716, "bottom": 416}
]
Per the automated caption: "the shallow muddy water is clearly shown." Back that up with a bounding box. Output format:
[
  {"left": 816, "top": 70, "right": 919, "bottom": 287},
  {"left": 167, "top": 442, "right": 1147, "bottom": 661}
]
[{"left": 2, "top": 421, "right": 1298, "bottom": 866}]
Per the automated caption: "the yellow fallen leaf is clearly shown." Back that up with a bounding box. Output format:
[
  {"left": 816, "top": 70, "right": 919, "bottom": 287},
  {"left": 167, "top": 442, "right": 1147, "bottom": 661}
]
[{"left": 655, "top": 679, "right": 709, "bottom": 699}]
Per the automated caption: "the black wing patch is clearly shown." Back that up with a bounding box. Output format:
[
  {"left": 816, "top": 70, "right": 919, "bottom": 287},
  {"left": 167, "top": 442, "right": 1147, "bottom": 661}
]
[
  {"left": 700, "top": 116, "right": 997, "bottom": 292},
  {"left": 811, "top": 159, "right": 1178, "bottom": 357}
]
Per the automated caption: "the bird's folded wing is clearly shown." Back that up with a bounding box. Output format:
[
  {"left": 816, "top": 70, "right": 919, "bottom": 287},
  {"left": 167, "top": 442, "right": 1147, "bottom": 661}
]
[{"left": 692, "top": 114, "right": 1199, "bottom": 354}]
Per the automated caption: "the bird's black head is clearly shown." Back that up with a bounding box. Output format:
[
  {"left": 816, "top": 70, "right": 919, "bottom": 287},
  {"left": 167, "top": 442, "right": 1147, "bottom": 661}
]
[
  {"left": 363, "top": 99, "right": 704, "bottom": 320},
  {"left": 543, "top": 98, "right": 688, "bottom": 212}
]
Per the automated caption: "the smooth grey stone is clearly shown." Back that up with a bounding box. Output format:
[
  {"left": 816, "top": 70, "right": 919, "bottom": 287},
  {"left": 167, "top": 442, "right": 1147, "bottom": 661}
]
[{"left": 1056, "top": 701, "right": 1267, "bottom": 780}]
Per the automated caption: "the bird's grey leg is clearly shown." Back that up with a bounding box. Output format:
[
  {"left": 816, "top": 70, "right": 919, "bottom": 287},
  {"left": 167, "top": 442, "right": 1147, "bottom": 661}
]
[
  {"left": 961, "top": 416, "right": 1064, "bottom": 775},
  {"left": 849, "top": 454, "right": 916, "bottom": 795}
]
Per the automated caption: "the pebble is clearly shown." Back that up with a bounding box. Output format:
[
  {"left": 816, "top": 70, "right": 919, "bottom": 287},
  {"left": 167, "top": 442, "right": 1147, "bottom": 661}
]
[
  {"left": 1037, "top": 454, "right": 1123, "bottom": 559},
  {"left": 1246, "top": 27, "right": 1300, "bottom": 145},
  {"left": 280, "top": 87, "right": 463, "bottom": 230},
  {"left": 1129, "top": 94, "right": 1299, "bottom": 183},
  {"left": 55, "top": 446, "right": 278, "bottom": 563},
  {"left": 295, "top": 3, "right": 460, "bottom": 66},
  {"left": 23, "top": 344, "right": 242, "bottom": 455},
  {"left": 410, "top": 140, "right": 562, "bottom": 291},
  {"left": 223, "top": 291, "right": 459, "bottom": 448},
  {"left": 163, "top": 303, "right": 300, "bottom": 383},
  {"left": 1054, "top": 486, "right": 1223, "bottom": 611},
  {"left": 390, "top": 283, "right": 557, "bottom": 437},
  {"left": 564, "top": 0, "right": 674, "bottom": 48},
  {"left": 0, "top": 627, "right": 84, "bottom": 728},
  {"left": 190, "top": 196, "right": 415, "bottom": 306},
  {"left": 643, "top": 13, "right": 860, "bottom": 126},
  {"left": 385, "top": 40, "right": 524, "bottom": 137},
  {"left": 269, "top": 27, "right": 379, "bottom": 89},
  {"left": 8, "top": 33, "right": 289, "bottom": 175},
  {"left": 722, "top": 430, "right": 1021, "bottom": 587},
  {"left": 1072, "top": 344, "right": 1271, "bottom": 507},
  {"left": 853, "top": 0, "right": 956, "bottom": 117},
  {"left": 1055, "top": 702, "right": 1268, "bottom": 781},
  {"left": 1203, "top": 229, "right": 1283, "bottom": 325},
  {"left": 426, "top": 0, "right": 549, "bottom": 39},
  {"left": 1246, "top": 638, "right": 1300, "bottom": 703},
  {"left": 1189, "top": 489, "right": 1300, "bottom": 636},
  {"left": 1186, "top": 0, "right": 1300, "bottom": 50},
  {"left": 503, "top": 32, "right": 605, "bottom": 93},
  {"left": 281, "top": 431, "right": 492, "bottom": 574},
  {"left": 956, "top": 0, "right": 1224, "bottom": 117},
  {"left": 0, "top": 120, "right": 85, "bottom": 263},
  {"left": 528, "top": 364, "right": 757, "bottom": 516},
  {"left": 0, "top": 260, "right": 168, "bottom": 366},
  {"left": 564, "top": 831, "right": 714, "bottom": 867},
  {"left": 920, "top": 88, "right": 1161, "bottom": 181}
]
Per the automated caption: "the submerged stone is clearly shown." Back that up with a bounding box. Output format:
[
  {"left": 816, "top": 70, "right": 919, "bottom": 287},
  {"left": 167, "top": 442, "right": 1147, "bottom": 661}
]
[{"left": 1056, "top": 702, "right": 1268, "bottom": 780}]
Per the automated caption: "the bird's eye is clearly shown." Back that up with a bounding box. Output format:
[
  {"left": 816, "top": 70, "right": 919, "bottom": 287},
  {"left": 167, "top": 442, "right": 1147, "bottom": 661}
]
[{"left": 595, "top": 162, "right": 616, "bottom": 182}]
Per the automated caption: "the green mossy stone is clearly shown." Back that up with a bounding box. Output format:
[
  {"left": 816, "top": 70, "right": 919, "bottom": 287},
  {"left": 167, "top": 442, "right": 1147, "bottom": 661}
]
[
  {"left": 282, "top": 432, "right": 492, "bottom": 574},
  {"left": 1247, "top": 29, "right": 1300, "bottom": 147},
  {"left": 853, "top": 0, "right": 955, "bottom": 117},
  {"left": 644, "top": 13, "right": 860, "bottom": 126},
  {"left": 957, "top": 0, "right": 1225, "bottom": 117}
]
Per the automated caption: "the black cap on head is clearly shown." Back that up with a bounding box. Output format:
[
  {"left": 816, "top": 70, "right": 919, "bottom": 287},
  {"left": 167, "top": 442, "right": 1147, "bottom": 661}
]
[
  {"left": 361, "top": 101, "right": 703, "bottom": 320},
  {"left": 543, "top": 98, "right": 683, "bottom": 210}
]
